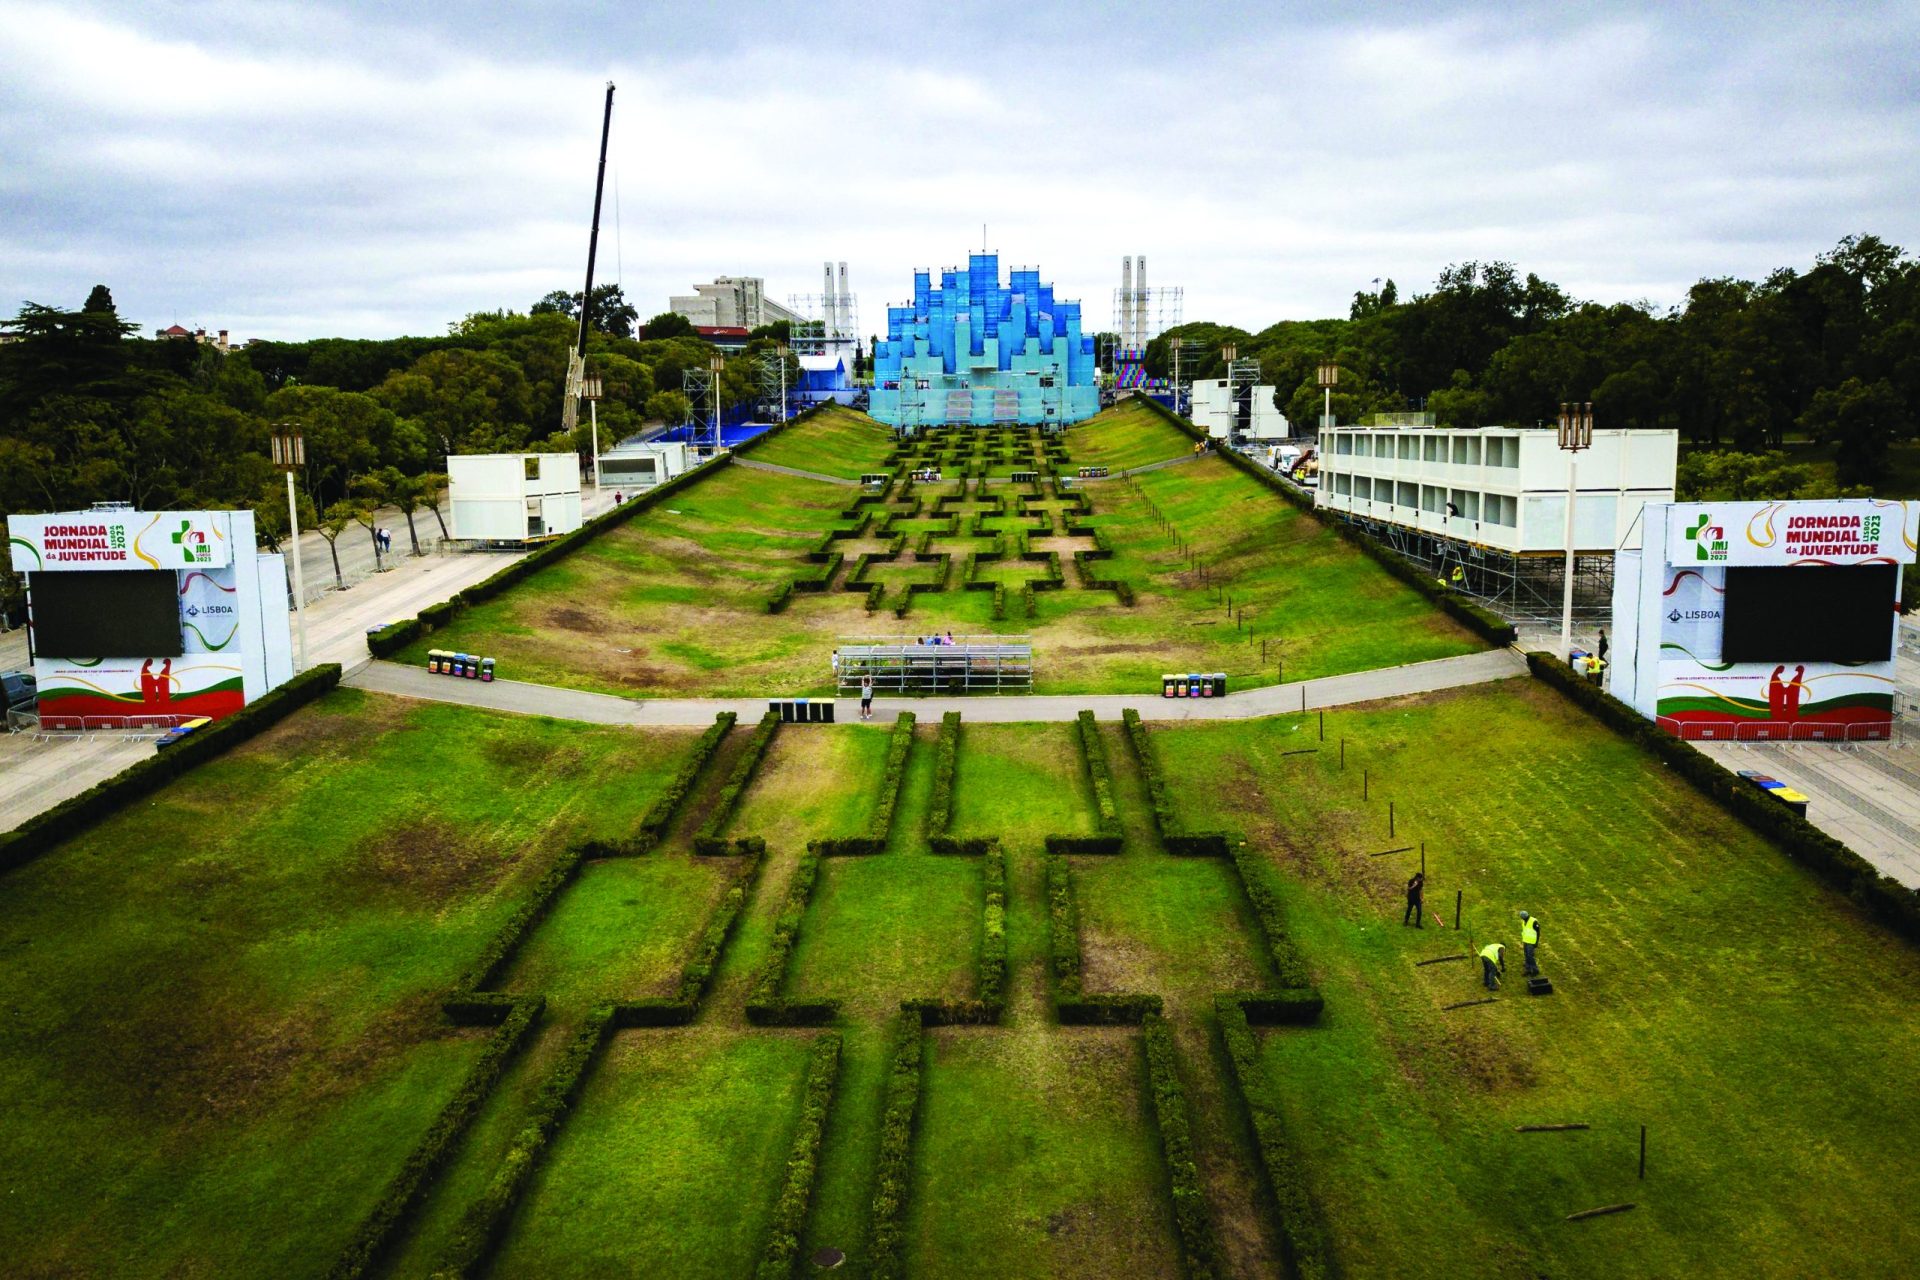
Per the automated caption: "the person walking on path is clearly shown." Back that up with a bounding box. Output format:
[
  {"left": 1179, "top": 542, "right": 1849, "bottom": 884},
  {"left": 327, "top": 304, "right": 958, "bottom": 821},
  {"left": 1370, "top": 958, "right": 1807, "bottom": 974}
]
[
  {"left": 1519, "top": 911, "right": 1541, "bottom": 976},
  {"left": 830, "top": 649, "right": 840, "bottom": 684},
  {"left": 1403, "top": 871, "right": 1425, "bottom": 927},
  {"left": 859, "top": 675, "right": 873, "bottom": 721},
  {"left": 1479, "top": 941, "right": 1506, "bottom": 991}
]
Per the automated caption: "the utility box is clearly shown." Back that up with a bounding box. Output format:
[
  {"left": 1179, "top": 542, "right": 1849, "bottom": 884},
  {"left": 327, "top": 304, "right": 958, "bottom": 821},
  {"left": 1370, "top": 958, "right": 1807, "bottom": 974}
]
[{"left": 448, "top": 453, "right": 582, "bottom": 542}]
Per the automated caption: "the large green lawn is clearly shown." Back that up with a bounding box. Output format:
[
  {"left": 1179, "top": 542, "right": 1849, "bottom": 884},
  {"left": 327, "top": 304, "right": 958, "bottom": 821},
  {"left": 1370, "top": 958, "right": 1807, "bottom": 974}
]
[
  {"left": 0, "top": 689, "right": 695, "bottom": 1276},
  {"left": 397, "top": 403, "right": 1483, "bottom": 696},
  {"left": 1060, "top": 398, "right": 1195, "bottom": 471},
  {"left": 1150, "top": 680, "right": 1920, "bottom": 1277}
]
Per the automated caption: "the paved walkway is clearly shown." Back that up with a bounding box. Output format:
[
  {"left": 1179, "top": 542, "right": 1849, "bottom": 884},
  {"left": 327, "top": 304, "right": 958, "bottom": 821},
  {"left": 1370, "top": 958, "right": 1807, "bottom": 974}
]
[
  {"left": 344, "top": 648, "right": 1529, "bottom": 726},
  {"left": 731, "top": 457, "right": 859, "bottom": 486}
]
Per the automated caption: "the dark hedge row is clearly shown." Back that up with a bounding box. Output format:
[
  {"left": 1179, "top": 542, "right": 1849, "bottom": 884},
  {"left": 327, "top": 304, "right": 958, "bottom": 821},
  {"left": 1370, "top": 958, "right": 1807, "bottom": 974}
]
[
  {"left": 865, "top": 1011, "right": 925, "bottom": 1280},
  {"left": 1045, "top": 853, "right": 1161, "bottom": 1024},
  {"left": 1231, "top": 845, "right": 1319, "bottom": 1000},
  {"left": 1076, "top": 709, "right": 1122, "bottom": 837},
  {"left": 432, "top": 1004, "right": 619, "bottom": 1278},
  {"left": 1142, "top": 1013, "right": 1223, "bottom": 1280},
  {"left": 1127, "top": 396, "right": 1516, "bottom": 646},
  {"left": 927, "top": 834, "right": 995, "bottom": 855},
  {"left": 0, "top": 663, "right": 343, "bottom": 875},
  {"left": 1119, "top": 707, "right": 1232, "bottom": 855},
  {"left": 694, "top": 710, "right": 781, "bottom": 854},
  {"left": 1528, "top": 652, "right": 1920, "bottom": 944},
  {"left": 755, "top": 1033, "right": 844, "bottom": 1280},
  {"left": 326, "top": 997, "right": 543, "bottom": 1280},
  {"left": 905, "top": 839, "right": 1009, "bottom": 1026},
  {"left": 367, "top": 403, "right": 835, "bottom": 659},
  {"left": 812, "top": 712, "right": 915, "bottom": 856},
  {"left": 746, "top": 843, "right": 839, "bottom": 1026},
  {"left": 445, "top": 844, "right": 594, "bottom": 1022},
  {"left": 1216, "top": 995, "right": 1330, "bottom": 1280},
  {"left": 638, "top": 711, "right": 737, "bottom": 843},
  {"left": 929, "top": 711, "right": 959, "bottom": 834}
]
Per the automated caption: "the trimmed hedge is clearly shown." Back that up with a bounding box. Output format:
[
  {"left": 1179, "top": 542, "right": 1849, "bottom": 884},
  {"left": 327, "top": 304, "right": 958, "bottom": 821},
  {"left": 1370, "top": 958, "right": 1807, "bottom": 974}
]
[
  {"left": 813, "top": 712, "right": 915, "bottom": 856},
  {"left": 1119, "top": 707, "right": 1232, "bottom": 854},
  {"left": 1142, "top": 1013, "right": 1222, "bottom": 1280},
  {"left": 1045, "top": 853, "right": 1161, "bottom": 1024},
  {"left": 746, "top": 843, "right": 840, "bottom": 1026},
  {"left": 445, "top": 845, "right": 593, "bottom": 1021},
  {"left": 1076, "top": 709, "right": 1122, "bottom": 836},
  {"left": 906, "top": 839, "right": 1009, "bottom": 1026},
  {"left": 929, "top": 711, "right": 959, "bottom": 834},
  {"left": 865, "top": 1011, "right": 925, "bottom": 1280},
  {"left": 639, "top": 711, "right": 737, "bottom": 842},
  {"left": 1216, "top": 995, "right": 1330, "bottom": 1280},
  {"left": 432, "top": 1004, "right": 619, "bottom": 1278},
  {"left": 694, "top": 710, "right": 781, "bottom": 854},
  {"left": 1528, "top": 651, "right": 1920, "bottom": 943},
  {"left": 1127, "top": 396, "right": 1515, "bottom": 646},
  {"left": 327, "top": 996, "right": 543, "bottom": 1280},
  {"left": 1231, "top": 844, "right": 1318, "bottom": 998},
  {"left": 755, "top": 1033, "right": 844, "bottom": 1279},
  {"left": 0, "top": 663, "right": 343, "bottom": 875}
]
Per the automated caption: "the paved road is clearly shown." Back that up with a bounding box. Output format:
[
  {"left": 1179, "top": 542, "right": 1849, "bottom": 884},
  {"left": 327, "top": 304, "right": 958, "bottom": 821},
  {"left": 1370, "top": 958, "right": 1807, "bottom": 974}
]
[
  {"left": 345, "top": 648, "right": 1530, "bottom": 726},
  {"left": 731, "top": 457, "right": 859, "bottom": 487}
]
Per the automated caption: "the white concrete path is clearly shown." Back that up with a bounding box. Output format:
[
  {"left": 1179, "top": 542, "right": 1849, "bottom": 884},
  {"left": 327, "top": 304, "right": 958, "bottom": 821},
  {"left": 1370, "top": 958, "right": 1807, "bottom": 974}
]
[{"left": 343, "top": 648, "right": 1529, "bottom": 726}]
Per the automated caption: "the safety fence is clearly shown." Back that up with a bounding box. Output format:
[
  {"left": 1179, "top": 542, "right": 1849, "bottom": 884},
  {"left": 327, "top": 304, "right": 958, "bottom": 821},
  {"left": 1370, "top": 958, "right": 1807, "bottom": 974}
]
[
  {"left": 25, "top": 712, "right": 203, "bottom": 738},
  {"left": 1656, "top": 716, "right": 1909, "bottom": 745}
]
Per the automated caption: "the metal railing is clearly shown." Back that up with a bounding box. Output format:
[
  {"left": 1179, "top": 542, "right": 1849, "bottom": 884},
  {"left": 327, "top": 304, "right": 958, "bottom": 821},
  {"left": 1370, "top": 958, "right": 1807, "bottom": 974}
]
[
  {"left": 1657, "top": 715, "right": 1908, "bottom": 745},
  {"left": 835, "top": 635, "right": 1033, "bottom": 695}
]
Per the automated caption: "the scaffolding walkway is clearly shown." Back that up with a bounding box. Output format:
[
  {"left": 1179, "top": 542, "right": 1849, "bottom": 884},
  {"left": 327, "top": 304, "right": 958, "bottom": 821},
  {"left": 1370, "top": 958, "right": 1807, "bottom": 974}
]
[{"left": 836, "top": 635, "right": 1033, "bottom": 695}]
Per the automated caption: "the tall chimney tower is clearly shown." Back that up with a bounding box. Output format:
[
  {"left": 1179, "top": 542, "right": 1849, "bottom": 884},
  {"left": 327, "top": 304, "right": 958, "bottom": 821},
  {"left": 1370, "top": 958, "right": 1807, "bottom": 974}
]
[
  {"left": 837, "top": 262, "right": 849, "bottom": 337},
  {"left": 1135, "top": 255, "right": 1148, "bottom": 351},
  {"left": 822, "top": 261, "right": 836, "bottom": 336},
  {"left": 1120, "top": 256, "right": 1134, "bottom": 348}
]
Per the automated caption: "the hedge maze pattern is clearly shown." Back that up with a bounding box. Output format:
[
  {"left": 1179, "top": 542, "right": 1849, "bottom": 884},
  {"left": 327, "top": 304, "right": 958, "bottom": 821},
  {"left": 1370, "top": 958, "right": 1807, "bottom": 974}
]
[
  {"left": 768, "top": 425, "right": 1137, "bottom": 619},
  {"left": 321, "top": 703, "right": 1340, "bottom": 1279}
]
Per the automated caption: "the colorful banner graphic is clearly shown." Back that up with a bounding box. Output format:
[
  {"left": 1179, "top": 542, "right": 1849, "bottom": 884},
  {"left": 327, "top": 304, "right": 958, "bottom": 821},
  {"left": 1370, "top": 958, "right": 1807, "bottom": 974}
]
[
  {"left": 33, "top": 657, "right": 245, "bottom": 722},
  {"left": 8, "top": 511, "right": 231, "bottom": 572},
  {"left": 1665, "top": 498, "right": 1917, "bottom": 567}
]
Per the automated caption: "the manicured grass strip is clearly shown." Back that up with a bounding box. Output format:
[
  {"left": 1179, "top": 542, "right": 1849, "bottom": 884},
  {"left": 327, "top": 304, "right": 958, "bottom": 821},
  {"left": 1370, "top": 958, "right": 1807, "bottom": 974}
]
[
  {"left": 327, "top": 998, "right": 544, "bottom": 1280},
  {"left": 1121, "top": 706, "right": 1237, "bottom": 855},
  {"left": 640, "top": 711, "right": 737, "bottom": 843},
  {"left": 1044, "top": 853, "right": 1160, "bottom": 1025},
  {"left": 1216, "top": 996, "right": 1329, "bottom": 1280},
  {"left": 0, "top": 662, "right": 342, "bottom": 873},
  {"left": 620, "top": 842, "right": 768, "bottom": 1026},
  {"left": 1141, "top": 1013, "right": 1223, "bottom": 1280},
  {"left": 696, "top": 710, "right": 782, "bottom": 853},
  {"left": 902, "top": 840, "right": 1006, "bottom": 1027},
  {"left": 815, "top": 712, "right": 916, "bottom": 855},
  {"left": 432, "top": 1004, "right": 618, "bottom": 1278},
  {"left": 1043, "top": 709, "right": 1121, "bottom": 854},
  {"left": 865, "top": 1012, "right": 924, "bottom": 1280},
  {"left": 756, "top": 1033, "right": 844, "bottom": 1279},
  {"left": 929, "top": 711, "right": 959, "bottom": 835},
  {"left": 747, "top": 844, "right": 838, "bottom": 1026},
  {"left": 447, "top": 847, "right": 593, "bottom": 1021},
  {"left": 1229, "top": 845, "right": 1319, "bottom": 1002},
  {"left": 1528, "top": 651, "right": 1920, "bottom": 941}
]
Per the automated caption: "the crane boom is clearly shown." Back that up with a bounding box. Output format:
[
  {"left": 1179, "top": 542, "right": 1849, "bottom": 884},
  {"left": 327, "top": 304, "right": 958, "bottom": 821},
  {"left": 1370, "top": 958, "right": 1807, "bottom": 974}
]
[{"left": 563, "top": 81, "right": 615, "bottom": 434}]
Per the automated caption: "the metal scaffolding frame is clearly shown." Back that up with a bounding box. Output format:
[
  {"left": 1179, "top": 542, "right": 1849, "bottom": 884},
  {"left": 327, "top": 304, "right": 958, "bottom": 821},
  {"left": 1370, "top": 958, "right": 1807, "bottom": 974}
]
[
  {"left": 836, "top": 636, "right": 1034, "bottom": 695},
  {"left": 681, "top": 363, "right": 723, "bottom": 453},
  {"left": 1338, "top": 513, "right": 1615, "bottom": 624},
  {"left": 1169, "top": 338, "right": 1205, "bottom": 414},
  {"left": 756, "top": 347, "right": 789, "bottom": 423}
]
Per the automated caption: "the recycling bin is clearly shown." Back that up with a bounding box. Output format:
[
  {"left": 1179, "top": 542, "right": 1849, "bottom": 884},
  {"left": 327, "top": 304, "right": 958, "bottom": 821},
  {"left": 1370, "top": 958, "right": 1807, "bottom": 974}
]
[
  {"left": 1187, "top": 674, "right": 1205, "bottom": 698},
  {"left": 1211, "top": 673, "right": 1227, "bottom": 697},
  {"left": 480, "top": 658, "right": 495, "bottom": 683},
  {"left": 427, "top": 650, "right": 445, "bottom": 674},
  {"left": 1162, "top": 673, "right": 1180, "bottom": 698}
]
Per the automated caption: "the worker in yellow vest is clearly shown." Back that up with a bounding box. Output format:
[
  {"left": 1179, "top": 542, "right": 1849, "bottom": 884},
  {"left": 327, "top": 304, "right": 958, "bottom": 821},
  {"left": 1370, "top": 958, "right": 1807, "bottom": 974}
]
[
  {"left": 1519, "top": 911, "right": 1541, "bottom": 976},
  {"left": 1479, "top": 941, "right": 1505, "bottom": 991}
]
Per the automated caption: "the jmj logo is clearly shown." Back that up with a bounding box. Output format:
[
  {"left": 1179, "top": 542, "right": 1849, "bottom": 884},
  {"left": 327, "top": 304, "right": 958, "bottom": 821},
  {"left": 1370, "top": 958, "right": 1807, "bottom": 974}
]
[
  {"left": 1685, "top": 514, "right": 1727, "bottom": 562},
  {"left": 171, "top": 519, "right": 211, "bottom": 564}
]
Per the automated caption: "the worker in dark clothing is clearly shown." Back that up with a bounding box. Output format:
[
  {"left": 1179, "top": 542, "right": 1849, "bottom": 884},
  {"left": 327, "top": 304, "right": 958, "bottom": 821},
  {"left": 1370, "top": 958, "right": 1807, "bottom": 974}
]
[
  {"left": 1519, "top": 911, "right": 1541, "bottom": 976},
  {"left": 1403, "top": 871, "right": 1425, "bottom": 927},
  {"left": 1479, "top": 942, "right": 1506, "bottom": 991}
]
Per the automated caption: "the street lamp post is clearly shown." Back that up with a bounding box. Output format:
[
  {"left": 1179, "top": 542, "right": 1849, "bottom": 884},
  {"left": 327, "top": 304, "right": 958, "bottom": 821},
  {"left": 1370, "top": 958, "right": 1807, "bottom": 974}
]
[
  {"left": 582, "top": 374, "right": 604, "bottom": 488},
  {"left": 270, "top": 427, "right": 308, "bottom": 671},
  {"left": 1557, "top": 401, "right": 1594, "bottom": 662},
  {"left": 777, "top": 343, "right": 790, "bottom": 423},
  {"left": 1317, "top": 363, "right": 1339, "bottom": 431}
]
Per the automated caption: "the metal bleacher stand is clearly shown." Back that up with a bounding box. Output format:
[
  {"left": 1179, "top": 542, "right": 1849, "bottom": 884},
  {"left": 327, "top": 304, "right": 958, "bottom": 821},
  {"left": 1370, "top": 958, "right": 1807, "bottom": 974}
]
[{"left": 835, "top": 636, "right": 1034, "bottom": 696}]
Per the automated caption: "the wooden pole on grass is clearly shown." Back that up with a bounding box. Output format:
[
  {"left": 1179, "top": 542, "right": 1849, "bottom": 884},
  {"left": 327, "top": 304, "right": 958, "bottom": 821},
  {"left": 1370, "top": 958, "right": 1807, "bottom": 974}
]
[
  {"left": 1455, "top": 889, "right": 1462, "bottom": 929},
  {"left": 1639, "top": 1125, "right": 1647, "bottom": 1179},
  {"left": 1389, "top": 801, "right": 1395, "bottom": 838}
]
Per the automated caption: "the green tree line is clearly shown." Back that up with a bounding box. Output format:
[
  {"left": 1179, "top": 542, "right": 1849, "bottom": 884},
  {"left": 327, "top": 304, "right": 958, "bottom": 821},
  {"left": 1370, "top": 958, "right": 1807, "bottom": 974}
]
[{"left": 1146, "top": 234, "right": 1918, "bottom": 489}]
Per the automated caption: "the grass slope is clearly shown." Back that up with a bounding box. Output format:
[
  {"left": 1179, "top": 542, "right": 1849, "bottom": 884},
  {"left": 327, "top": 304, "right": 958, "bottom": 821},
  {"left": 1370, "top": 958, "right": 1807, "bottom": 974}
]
[
  {"left": 748, "top": 403, "right": 897, "bottom": 479},
  {"left": 0, "top": 689, "right": 694, "bottom": 1277},
  {"left": 397, "top": 403, "right": 1481, "bottom": 696},
  {"left": 1061, "top": 398, "right": 1195, "bottom": 471},
  {"left": 1151, "top": 681, "right": 1920, "bottom": 1278}
]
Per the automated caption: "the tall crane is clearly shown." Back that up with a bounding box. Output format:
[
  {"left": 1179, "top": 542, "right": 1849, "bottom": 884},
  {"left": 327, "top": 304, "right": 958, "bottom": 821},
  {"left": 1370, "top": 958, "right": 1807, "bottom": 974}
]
[{"left": 561, "top": 82, "right": 615, "bottom": 435}]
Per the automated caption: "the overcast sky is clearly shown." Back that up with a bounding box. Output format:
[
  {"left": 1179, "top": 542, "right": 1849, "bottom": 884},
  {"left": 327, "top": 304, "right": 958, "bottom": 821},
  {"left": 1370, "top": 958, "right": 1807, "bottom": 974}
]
[{"left": 3, "top": 1, "right": 1916, "bottom": 342}]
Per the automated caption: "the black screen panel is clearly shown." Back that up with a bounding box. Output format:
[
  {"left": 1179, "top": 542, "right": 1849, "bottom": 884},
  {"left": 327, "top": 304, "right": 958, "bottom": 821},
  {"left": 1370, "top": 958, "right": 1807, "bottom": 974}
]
[
  {"left": 30, "top": 570, "right": 183, "bottom": 658},
  {"left": 1720, "top": 564, "right": 1896, "bottom": 663}
]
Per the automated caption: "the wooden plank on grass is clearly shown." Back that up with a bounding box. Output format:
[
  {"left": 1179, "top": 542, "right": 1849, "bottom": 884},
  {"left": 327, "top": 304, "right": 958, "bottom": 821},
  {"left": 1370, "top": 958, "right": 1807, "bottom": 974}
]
[
  {"left": 1565, "top": 1203, "right": 1635, "bottom": 1222},
  {"left": 1414, "top": 954, "right": 1470, "bottom": 966},
  {"left": 1516, "top": 1123, "right": 1590, "bottom": 1132},
  {"left": 1442, "top": 997, "right": 1497, "bottom": 1010}
]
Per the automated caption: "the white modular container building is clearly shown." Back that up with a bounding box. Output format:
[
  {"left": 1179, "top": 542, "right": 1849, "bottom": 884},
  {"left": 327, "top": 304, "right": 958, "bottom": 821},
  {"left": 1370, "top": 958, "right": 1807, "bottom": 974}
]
[
  {"left": 447, "top": 453, "right": 582, "bottom": 542},
  {"left": 599, "top": 441, "right": 691, "bottom": 491},
  {"left": 1314, "top": 425, "right": 1677, "bottom": 554}
]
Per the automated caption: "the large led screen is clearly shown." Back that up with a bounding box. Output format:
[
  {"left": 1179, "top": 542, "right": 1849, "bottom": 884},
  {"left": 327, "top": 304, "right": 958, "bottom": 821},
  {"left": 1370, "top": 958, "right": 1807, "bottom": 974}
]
[
  {"left": 29, "top": 570, "right": 183, "bottom": 658},
  {"left": 1720, "top": 564, "right": 1896, "bottom": 663}
]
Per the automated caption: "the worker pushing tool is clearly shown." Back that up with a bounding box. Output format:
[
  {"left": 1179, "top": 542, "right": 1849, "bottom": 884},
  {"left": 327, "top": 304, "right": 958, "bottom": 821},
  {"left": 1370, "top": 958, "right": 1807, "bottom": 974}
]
[{"left": 1479, "top": 941, "right": 1506, "bottom": 991}]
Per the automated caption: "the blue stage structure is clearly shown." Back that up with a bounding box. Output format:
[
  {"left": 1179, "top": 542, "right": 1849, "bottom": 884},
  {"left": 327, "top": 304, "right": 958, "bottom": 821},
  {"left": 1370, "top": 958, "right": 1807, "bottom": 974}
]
[{"left": 869, "top": 253, "right": 1098, "bottom": 430}]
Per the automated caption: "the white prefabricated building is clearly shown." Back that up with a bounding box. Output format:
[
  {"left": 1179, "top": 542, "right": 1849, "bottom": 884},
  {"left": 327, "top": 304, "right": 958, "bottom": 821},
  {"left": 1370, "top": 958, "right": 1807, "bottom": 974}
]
[
  {"left": 1190, "top": 379, "right": 1289, "bottom": 439},
  {"left": 599, "top": 441, "right": 691, "bottom": 491},
  {"left": 447, "top": 453, "right": 582, "bottom": 542}
]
